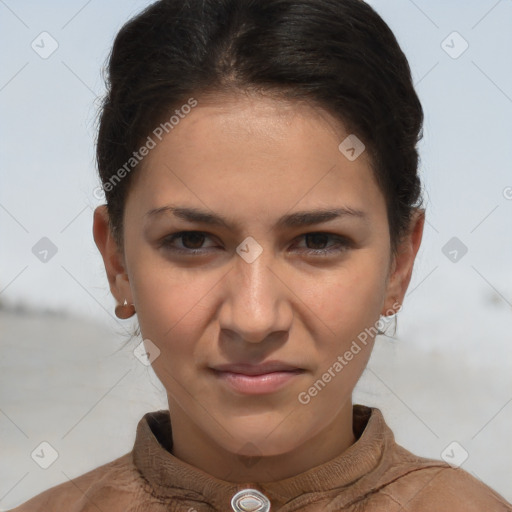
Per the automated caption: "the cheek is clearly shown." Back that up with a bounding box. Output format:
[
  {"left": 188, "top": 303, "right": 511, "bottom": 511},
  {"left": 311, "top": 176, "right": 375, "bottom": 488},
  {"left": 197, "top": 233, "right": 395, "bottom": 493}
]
[
  {"left": 127, "top": 250, "right": 213, "bottom": 361},
  {"left": 131, "top": 275, "right": 211, "bottom": 398},
  {"left": 297, "top": 252, "right": 388, "bottom": 343}
]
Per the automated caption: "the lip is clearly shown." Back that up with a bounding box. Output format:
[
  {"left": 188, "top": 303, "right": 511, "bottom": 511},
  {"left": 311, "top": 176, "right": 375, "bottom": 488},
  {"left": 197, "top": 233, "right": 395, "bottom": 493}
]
[
  {"left": 211, "top": 361, "right": 303, "bottom": 375},
  {"left": 209, "top": 361, "right": 305, "bottom": 395}
]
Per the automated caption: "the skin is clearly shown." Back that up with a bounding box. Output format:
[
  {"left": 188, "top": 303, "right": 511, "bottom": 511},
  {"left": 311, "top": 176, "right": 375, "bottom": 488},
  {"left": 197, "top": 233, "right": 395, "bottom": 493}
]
[{"left": 93, "top": 91, "right": 424, "bottom": 483}]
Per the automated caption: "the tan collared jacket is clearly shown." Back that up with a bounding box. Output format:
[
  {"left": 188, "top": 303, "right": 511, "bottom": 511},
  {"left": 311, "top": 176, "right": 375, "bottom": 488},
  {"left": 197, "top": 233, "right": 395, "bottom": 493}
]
[{"left": 8, "top": 405, "right": 512, "bottom": 511}]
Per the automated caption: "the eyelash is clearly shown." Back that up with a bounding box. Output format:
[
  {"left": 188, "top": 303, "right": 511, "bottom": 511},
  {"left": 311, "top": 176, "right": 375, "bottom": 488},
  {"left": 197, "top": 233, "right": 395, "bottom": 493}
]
[{"left": 159, "top": 231, "right": 352, "bottom": 256}]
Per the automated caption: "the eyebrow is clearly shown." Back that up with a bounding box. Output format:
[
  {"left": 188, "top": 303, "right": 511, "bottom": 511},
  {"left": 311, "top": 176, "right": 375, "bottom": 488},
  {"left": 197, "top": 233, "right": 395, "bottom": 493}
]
[{"left": 145, "top": 204, "right": 367, "bottom": 229}]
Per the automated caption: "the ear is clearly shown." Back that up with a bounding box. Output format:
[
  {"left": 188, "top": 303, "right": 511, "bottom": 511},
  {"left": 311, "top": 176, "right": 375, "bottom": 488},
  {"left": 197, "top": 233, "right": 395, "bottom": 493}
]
[
  {"left": 92, "top": 205, "right": 133, "bottom": 305},
  {"left": 381, "top": 208, "right": 425, "bottom": 315}
]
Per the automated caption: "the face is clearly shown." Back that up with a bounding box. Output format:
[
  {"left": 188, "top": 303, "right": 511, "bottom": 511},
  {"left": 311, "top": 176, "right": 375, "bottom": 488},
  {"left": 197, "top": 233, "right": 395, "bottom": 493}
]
[{"left": 94, "top": 92, "right": 423, "bottom": 473}]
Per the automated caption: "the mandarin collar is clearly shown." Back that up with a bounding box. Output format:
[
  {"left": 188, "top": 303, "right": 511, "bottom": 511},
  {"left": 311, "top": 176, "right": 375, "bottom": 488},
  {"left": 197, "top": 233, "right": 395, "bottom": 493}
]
[{"left": 132, "top": 405, "right": 400, "bottom": 510}]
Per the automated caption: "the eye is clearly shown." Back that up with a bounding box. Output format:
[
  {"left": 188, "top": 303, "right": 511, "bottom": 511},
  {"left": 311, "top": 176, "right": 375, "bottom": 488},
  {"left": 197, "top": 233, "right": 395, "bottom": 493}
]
[
  {"left": 159, "top": 231, "right": 217, "bottom": 254},
  {"left": 159, "top": 231, "right": 352, "bottom": 256},
  {"left": 293, "top": 232, "right": 352, "bottom": 256}
]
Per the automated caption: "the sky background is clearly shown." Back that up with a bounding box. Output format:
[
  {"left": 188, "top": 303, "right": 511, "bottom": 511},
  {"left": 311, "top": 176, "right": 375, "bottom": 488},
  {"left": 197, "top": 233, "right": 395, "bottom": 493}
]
[{"left": 1, "top": 0, "right": 511, "bottom": 364}]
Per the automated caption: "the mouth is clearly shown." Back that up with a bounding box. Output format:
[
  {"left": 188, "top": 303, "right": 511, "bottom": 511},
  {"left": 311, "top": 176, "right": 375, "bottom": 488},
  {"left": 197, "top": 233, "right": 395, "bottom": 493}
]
[{"left": 209, "top": 361, "right": 306, "bottom": 395}]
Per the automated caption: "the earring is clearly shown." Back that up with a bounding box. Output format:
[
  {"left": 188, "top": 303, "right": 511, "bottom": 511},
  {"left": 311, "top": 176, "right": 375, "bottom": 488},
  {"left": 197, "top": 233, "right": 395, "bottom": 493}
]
[
  {"left": 377, "top": 297, "right": 400, "bottom": 336},
  {"left": 115, "top": 299, "right": 136, "bottom": 319}
]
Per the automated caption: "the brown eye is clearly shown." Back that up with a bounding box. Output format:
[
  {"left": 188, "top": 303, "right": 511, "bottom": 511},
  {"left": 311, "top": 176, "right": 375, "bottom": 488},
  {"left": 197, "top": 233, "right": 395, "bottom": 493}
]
[
  {"left": 159, "top": 231, "right": 351, "bottom": 257},
  {"left": 304, "top": 233, "right": 330, "bottom": 250},
  {"left": 160, "top": 231, "right": 216, "bottom": 254},
  {"left": 295, "top": 233, "right": 352, "bottom": 256},
  {"left": 179, "top": 232, "right": 207, "bottom": 249}
]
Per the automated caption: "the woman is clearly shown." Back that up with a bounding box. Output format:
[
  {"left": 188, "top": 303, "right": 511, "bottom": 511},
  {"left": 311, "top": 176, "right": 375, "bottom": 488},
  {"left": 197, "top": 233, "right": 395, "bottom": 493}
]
[{"left": 10, "top": 0, "right": 512, "bottom": 510}]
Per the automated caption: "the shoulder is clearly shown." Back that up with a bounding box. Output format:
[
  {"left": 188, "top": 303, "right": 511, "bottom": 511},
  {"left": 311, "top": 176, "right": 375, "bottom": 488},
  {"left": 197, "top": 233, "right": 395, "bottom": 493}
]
[
  {"left": 377, "top": 455, "right": 512, "bottom": 511},
  {"left": 349, "top": 406, "right": 512, "bottom": 511},
  {"left": 7, "top": 452, "right": 155, "bottom": 512},
  {"left": 396, "top": 465, "right": 511, "bottom": 511}
]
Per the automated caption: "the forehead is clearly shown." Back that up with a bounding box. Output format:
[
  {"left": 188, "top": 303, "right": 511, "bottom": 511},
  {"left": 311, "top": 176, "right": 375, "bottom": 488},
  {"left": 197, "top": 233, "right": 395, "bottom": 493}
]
[{"left": 125, "top": 93, "right": 386, "bottom": 226}]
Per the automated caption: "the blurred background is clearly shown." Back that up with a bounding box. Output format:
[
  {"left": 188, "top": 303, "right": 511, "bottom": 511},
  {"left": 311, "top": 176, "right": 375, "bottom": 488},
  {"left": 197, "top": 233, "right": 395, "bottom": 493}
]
[{"left": 1, "top": 0, "right": 511, "bottom": 508}]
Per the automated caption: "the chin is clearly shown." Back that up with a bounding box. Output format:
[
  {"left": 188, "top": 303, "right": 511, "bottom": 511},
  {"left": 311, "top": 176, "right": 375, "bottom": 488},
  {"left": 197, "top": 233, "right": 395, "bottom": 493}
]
[{"left": 212, "top": 417, "right": 309, "bottom": 458}]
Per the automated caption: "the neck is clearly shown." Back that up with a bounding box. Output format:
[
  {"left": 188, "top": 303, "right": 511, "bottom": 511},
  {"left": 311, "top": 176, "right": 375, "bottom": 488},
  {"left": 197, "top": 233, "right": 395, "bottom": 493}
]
[{"left": 168, "top": 399, "right": 356, "bottom": 482}]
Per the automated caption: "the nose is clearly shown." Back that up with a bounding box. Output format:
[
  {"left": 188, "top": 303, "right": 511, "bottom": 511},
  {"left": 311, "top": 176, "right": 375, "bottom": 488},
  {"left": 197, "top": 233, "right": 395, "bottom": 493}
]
[{"left": 218, "top": 245, "right": 293, "bottom": 344}]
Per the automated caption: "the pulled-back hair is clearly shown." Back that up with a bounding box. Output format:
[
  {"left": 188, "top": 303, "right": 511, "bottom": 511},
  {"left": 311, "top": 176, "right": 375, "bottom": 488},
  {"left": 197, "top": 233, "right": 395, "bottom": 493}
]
[{"left": 96, "top": 0, "right": 424, "bottom": 255}]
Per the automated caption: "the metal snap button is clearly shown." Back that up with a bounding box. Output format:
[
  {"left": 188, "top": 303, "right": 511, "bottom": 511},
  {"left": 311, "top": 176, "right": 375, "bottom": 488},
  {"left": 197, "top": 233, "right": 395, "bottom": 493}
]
[{"left": 231, "top": 488, "right": 271, "bottom": 512}]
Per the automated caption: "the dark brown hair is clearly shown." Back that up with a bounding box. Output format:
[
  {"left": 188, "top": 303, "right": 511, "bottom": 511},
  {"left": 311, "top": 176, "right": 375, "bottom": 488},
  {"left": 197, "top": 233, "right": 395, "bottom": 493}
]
[{"left": 96, "top": 0, "right": 424, "bottom": 256}]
